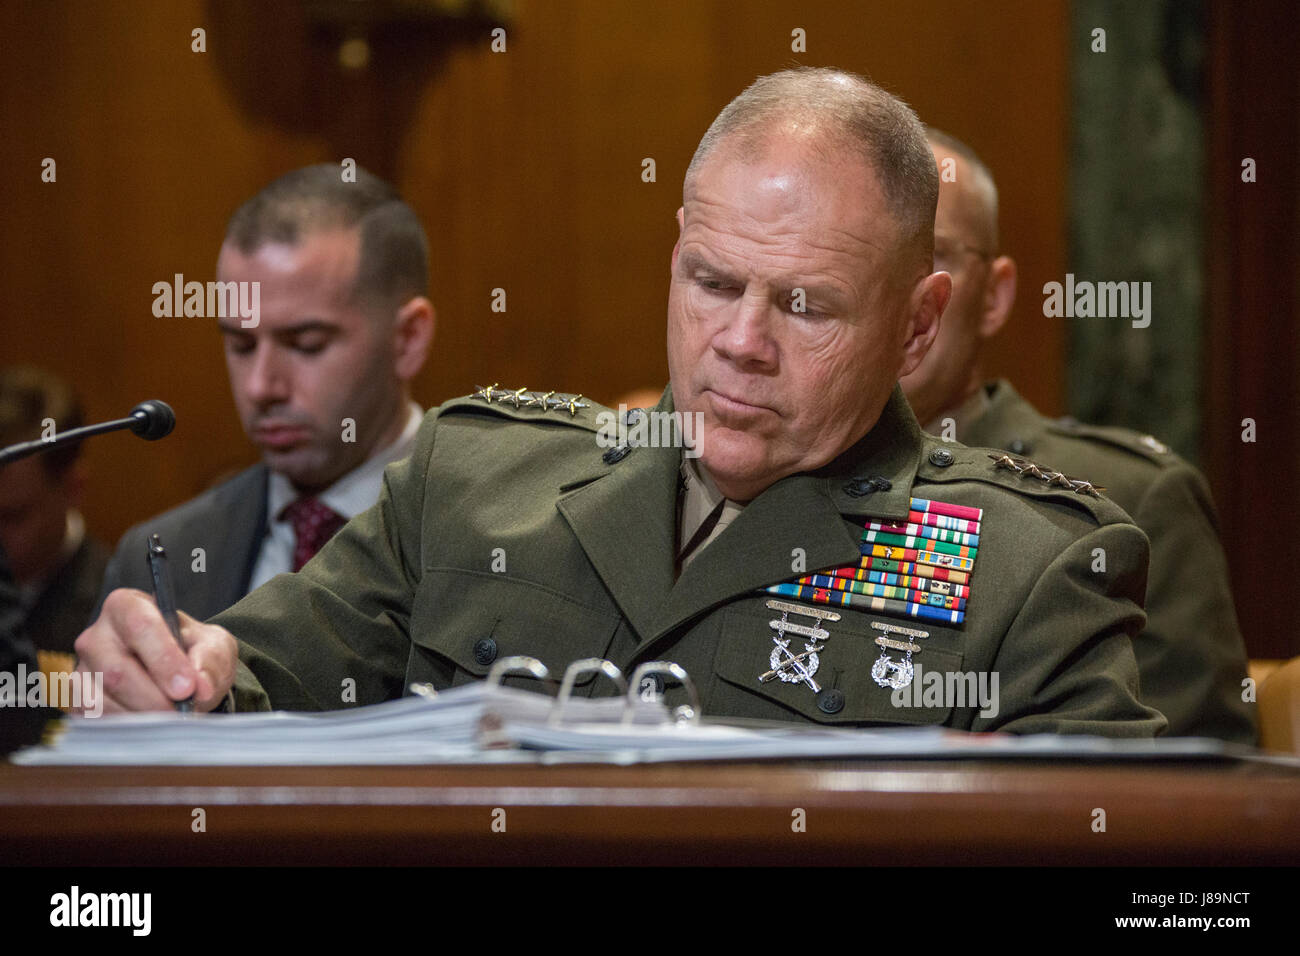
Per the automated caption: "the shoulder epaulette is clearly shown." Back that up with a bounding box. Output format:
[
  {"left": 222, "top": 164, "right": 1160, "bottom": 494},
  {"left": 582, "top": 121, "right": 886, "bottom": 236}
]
[
  {"left": 914, "top": 439, "right": 1130, "bottom": 525},
  {"left": 438, "top": 383, "right": 605, "bottom": 431},
  {"left": 1046, "top": 417, "right": 1179, "bottom": 466}
]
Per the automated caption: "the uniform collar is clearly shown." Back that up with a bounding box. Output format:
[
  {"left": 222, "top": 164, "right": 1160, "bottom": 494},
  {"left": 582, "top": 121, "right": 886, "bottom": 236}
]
[
  {"left": 924, "top": 383, "right": 993, "bottom": 437},
  {"left": 677, "top": 454, "right": 745, "bottom": 569},
  {"left": 818, "top": 384, "right": 926, "bottom": 521},
  {"left": 558, "top": 383, "right": 928, "bottom": 645},
  {"left": 966, "top": 378, "right": 1049, "bottom": 449}
]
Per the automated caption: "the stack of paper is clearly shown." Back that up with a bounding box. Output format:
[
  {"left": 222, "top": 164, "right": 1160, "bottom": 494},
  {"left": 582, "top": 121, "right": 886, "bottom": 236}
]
[
  {"left": 11, "top": 681, "right": 669, "bottom": 766},
  {"left": 13, "top": 680, "right": 1284, "bottom": 765}
]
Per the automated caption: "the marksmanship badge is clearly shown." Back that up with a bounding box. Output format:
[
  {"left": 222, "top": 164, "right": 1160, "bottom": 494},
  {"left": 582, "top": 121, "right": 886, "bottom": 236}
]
[
  {"left": 758, "top": 599, "right": 841, "bottom": 694},
  {"left": 869, "top": 621, "right": 930, "bottom": 690}
]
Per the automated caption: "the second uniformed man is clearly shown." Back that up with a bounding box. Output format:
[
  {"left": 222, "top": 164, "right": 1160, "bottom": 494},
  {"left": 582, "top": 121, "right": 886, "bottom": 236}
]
[
  {"left": 902, "top": 129, "right": 1254, "bottom": 743},
  {"left": 75, "top": 68, "right": 1164, "bottom": 736}
]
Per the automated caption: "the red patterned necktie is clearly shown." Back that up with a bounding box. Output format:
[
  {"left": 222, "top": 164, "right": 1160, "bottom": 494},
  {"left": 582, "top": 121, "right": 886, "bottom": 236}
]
[{"left": 281, "top": 497, "right": 347, "bottom": 572}]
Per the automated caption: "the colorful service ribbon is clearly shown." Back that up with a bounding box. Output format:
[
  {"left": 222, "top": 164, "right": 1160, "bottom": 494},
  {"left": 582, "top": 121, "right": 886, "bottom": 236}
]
[{"left": 764, "top": 497, "right": 984, "bottom": 626}]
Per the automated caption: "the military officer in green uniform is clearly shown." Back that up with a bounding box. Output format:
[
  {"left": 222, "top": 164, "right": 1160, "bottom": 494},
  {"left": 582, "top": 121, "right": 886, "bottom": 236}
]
[
  {"left": 902, "top": 129, "right": 1254, "bottom": 743},
  {"left": 75, "top": 68, "right": 1164, "bottom": 736}
]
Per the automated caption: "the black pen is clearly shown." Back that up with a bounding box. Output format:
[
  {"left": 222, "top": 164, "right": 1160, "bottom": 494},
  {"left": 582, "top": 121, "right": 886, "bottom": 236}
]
[{"left": 146, "top": 533, "right": 194, "bottom": 713}]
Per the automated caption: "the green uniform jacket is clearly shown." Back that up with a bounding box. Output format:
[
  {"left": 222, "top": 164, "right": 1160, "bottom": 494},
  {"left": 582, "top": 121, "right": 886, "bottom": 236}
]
[
  {"left": 217, "top": 385, "right": 1165, "bottom": 736},
  {"left": 956, "top": 380, "right": 1255, "bottom": 743}
]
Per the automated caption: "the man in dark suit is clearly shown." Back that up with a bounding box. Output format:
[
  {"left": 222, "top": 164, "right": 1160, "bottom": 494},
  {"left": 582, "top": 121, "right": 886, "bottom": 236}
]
[
  {"left": 0, "top": 367, "right": 110, "bottom": 656},
  {"left": 96, "top": 164, "right": 435, "bottom": 620}
]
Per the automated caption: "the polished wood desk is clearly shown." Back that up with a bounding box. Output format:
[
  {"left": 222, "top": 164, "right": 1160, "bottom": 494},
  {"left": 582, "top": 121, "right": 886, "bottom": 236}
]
[{"left": 3, "top": 759, "right": 1299, "bottom": 865}]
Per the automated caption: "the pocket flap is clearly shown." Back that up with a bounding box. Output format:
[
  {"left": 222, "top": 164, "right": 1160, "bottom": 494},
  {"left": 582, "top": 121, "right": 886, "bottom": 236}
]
[
  {"left": 713, "top": 598, "right": 971, "bottom": 726},
  {"left": 411, "top": 569, "right": 622, "bottom": 685}
]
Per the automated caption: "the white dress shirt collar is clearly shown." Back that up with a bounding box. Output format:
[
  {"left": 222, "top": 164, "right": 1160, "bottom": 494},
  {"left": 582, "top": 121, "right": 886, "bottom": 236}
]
[{"left": 266, "top": 401, "right": 423, "bottom": 524}]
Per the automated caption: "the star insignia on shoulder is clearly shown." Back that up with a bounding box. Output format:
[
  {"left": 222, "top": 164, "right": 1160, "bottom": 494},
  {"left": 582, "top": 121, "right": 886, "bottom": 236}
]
[
  {"left": 471, "top": 384, "right": 589, "bottom": 416},
  {"left": 988, "top": 453, "right": 1105, "bottom": 497},
  {"left": 502, "top": 386, "right": 531, "bottom": 408}
]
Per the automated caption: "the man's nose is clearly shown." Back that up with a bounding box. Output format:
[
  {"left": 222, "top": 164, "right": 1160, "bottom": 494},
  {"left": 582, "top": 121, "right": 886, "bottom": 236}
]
[
  {"left": 242, "top": 344, "right": 291, "bottom": 406},
  {"left": 711, "top": 292, "right": 779, "bottom": 370}
]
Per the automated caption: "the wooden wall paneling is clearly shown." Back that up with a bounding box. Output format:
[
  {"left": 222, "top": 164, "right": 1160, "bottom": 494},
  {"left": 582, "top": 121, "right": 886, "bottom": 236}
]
[{"left": 1, "top": 0, "right": 1070, "bottom": 548}]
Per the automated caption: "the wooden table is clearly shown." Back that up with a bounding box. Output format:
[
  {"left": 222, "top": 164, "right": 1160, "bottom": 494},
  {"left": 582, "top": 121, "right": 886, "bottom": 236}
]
[{"left": 4, "top": 759, "right": 1299, "bottom": 865}]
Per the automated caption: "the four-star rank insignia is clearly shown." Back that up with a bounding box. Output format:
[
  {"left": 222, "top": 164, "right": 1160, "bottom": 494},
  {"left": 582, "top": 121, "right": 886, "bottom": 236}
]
[
  {"left": 472, "top": 383, "right": 589, "bottom": 416},
  {"left": 989, "top": 453, "right": 1104, "bottom": 497},
  {"left": 766, "top": 497, "right": 983, "bottom": 627}
]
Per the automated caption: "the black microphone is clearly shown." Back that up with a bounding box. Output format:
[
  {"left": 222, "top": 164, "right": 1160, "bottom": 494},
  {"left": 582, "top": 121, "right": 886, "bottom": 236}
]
[
  {"left": 0, "top": 399, "right": 176, "bottom": 466},
  {"left": 127, "top": 400, "right": 176, "bottom": 441}
]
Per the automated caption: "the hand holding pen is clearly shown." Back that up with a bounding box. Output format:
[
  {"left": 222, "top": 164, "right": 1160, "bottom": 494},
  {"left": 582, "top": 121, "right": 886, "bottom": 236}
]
[{"left": 146, "top": 534, "right": 194, "bottom": 712}]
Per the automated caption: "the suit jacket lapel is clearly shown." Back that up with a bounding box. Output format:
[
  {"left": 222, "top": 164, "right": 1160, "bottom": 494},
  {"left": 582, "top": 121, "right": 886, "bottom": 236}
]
[{"left": 207, "top": 464, "right": 268, "bottom": 614}]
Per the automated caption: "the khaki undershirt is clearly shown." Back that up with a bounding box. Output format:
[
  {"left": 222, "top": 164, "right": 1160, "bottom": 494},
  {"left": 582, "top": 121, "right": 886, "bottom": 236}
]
[{"left": 676, "top": 455, "right": 746, "bottom": 574}]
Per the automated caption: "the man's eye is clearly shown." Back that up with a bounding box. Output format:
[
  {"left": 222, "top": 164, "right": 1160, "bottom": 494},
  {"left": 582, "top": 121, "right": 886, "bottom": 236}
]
[
  {"left": 782, "top": 296, "right": 822, "bottom": 318},
  {"left": 292, "top": 338, "right": 328, "bottom": 355},
  {"left": 226, "top": 338, "right": 255, "bottom": 355},
  {"left": 696, "top": 276, "right": 731, "bottom": 292},
  {"left": 934, "top": 248, "right": 961, "bottom": 271}
]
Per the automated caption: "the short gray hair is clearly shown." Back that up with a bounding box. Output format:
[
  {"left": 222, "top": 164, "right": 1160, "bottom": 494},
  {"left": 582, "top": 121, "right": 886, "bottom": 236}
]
[{"left": 684, "top": 67, "right": 938, "bottom": 264}]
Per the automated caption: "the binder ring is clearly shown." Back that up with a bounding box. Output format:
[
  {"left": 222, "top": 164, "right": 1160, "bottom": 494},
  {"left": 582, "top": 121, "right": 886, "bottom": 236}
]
[
  {"left": 486, "top": 655, "right": 550, "bottom": 688},
  {"left": 549, "top": 659, "right": 627, "bottom": 725},
  {"left": 625, "top": 661, "right": 700, "bottom": 725},
  {"left": 407, "top": 682, "right": 439, "bottom": 700}
]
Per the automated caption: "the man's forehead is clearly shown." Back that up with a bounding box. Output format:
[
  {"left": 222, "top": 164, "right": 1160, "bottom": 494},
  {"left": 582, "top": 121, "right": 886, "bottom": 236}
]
[
  {"left": 217, "top": 228, "right": 361, "bottom": 281},
  {"left": 682, "top": 150, "right": 891, "bottom": 260},
  {"left": 932, "top": 149, "right": 995, "bottom": 244}
]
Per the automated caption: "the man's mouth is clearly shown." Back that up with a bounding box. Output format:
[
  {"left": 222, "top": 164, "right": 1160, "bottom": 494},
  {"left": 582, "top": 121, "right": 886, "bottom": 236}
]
[
  {"left": 703, "top": 388, "right": 773, "bottom": 420},
  {"left": 253, "top": 424, "right": 311, "bottom": 450}
]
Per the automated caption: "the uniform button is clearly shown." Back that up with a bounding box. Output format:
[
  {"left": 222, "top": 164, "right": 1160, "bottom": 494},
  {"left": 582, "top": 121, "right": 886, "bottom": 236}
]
[
  {"left": 1008, "top": 439, "right": 1029, "bottom": 455},
  {"left": 928, "top": 448, "right": 955, "bottom": 467},
  {"left": 623, "top": 407, "right": 644, "bottom": 427},
  {"left": 472, "top": 638, "right": 498, "bottom": 666},
  {"left": 817, "top": 688, "right": 845, "bottom": 714},
  {"left": 602, "top": 445, "right": 632, "bottom": 465}
]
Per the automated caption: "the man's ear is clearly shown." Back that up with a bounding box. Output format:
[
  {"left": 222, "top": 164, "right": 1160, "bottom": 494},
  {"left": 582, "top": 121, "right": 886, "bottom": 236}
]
[
  {"left": 670, "top": 207, "right": 685, "bottom": 273},
  {"left": 979, "top": 255, "right": 1017, "bottom": 339},
  {"left": 393, "top": 296, "right": 435, "bottom": 381},
  {"left": 899, "top": 270, "right": 952, "bottom": 378}
]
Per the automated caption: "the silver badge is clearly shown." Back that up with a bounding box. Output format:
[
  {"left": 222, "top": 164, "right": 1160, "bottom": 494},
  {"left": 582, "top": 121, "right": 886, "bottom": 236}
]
[
  {"left": 869, "top": 621, "right": 929, "bottom": 689},
  {"left": 758, "top": 599, "right": 841, "bottom": 694},
  {"left": 870, "top": 653, "right": 914, "bottom": 689}
]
